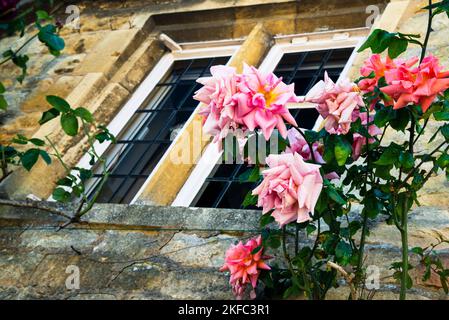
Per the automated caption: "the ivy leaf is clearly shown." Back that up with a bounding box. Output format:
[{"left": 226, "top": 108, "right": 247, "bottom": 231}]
[
  {"left": 46, "top": 95, "right": 70, "bottom": 113},
  {"left": 12, "top": 54, "right": 29, "bottom": 83},
  {"left": 37, "top": 24, "right": 65, "bottom": 56},
  {"left": 52, "top": 188, "right": 71, "bottom": 203},
  {"left": 28, "top": 138, "right": 45, "bottom": 147},
  {"left": 74, "top": 107, "right": 93, "bottom": 123},
  {"left": 61, "top": 113, "right": 79, "bottom": 136},
  {"left": 334, "top": 136, "right": 352, "bottom": 166},
  {"left": 39, "top": 108, "right": 60, "bottom": 125},
  {"left": 21, "top": 149, "right": 40, "bottom": 171}
]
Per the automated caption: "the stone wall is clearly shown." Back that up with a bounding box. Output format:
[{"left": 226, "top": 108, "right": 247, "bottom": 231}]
[
  {"left": 0, "top": 0, "right": 388, "bottom": 200},
  {"left": 0, "top": 203, "right": 448, "bottom": 300}
]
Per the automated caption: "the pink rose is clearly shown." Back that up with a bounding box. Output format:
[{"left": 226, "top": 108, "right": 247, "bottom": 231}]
[
  {"left": 252, "top": 153, "right": 323, "bottom": 226},
  {"left": 352, "top": 113, "right": 382, "bottom": 160},
  {"left": 286, "top": 128, "right": 325, "bottom": 164},
  {"left": 194, "top": 65, "right": 242, "bottom": 143},
  {"left": 233, "top": 64, "right": 299, "bottom": 140},
  {"left": 220, "top": 235, "right": 271, "bottom": 300},
  {"left": 305, "top": 72, "right": 363, "bottom": 135},
  {"left": 381, "top": 55, "right": 449, "bottom": 112}
]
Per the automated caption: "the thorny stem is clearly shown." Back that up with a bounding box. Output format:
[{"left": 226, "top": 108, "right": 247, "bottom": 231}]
[
  {"left": 45, "top": 136, "right": 70, "bottom": 174},
  {"left": 282, "top": 226, "right": 311, "bottom": 298},
  {"left": 356, "top": 106, "right": 372, "bottom": 283},
  {"left": 420, "top": 0, "right": 433, "bottom": 64},
  {"left": 399, "top": 194, "right": 409, "bottom": 300}
]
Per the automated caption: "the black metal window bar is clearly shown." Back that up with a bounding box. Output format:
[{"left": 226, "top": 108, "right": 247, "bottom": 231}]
[
  {"left": 191, "top": 48, "right": 355, "bottom": 209},
  {"left": 87, "top": 56, "right": 230, "bottom": 204}
]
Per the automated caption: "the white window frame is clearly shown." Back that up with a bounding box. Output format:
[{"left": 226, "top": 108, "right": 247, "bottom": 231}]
[
  {"left": 172, "top": 31, "right": 367, "bottom": 207},
  {"left": 56, "top": 44, "right": 241, "bottom": 203}
]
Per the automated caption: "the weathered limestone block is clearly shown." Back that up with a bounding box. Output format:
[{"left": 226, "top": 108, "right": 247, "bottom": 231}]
[
  {"left": 73, "top": 29, "right": 146, "bottom": 78},
  {"left": 111, "top": 38, "right": 165, "bottom": 92},
  {"left": 0, "top": 203, "right": 448, "bottom": 300}
]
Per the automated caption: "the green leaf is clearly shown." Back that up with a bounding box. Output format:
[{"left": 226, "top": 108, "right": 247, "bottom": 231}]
[
  {"left": 357, "top": 29, "right": 409, "bottom": 59},
  {"left": 374, "top": 108, "right": 393, "bottom": 128},
  {"left": 28, "top": 138, "right": 45, "bottom": 147},
  {"left": 410, "top": 247, "right": 424, "bottom": 256},
  {"left": 39, "top": 108, "right": 60, "bottom": 125},
  {"left": 326, "top": 187, "right": 346, "bottom": 205},
  {"left": 46, "top": 95, "right": 70, "bottom": 113},
  {"left": 434, "top": 111, "right": 449, "bottom": 121},
  {"left": 39, "top": 150, "right": 51, "bottom": 165},
  {"left": 0, "top": 81, "right": 5, "bottom": 94},
  {"left": 60, "top": 113, "right": 79, "bottom": 136},
  {"left": 21, "top": 149, "right": 40, "bottom": 171},
  {"left": 0, "top": 95, "right": 7, "bottom": 110},
  {"left": 238, "top": 166, "right": 260, "bottom": 183},
  {"left": 389, "top": 108, "right": 410, "bottom": 132},
  {"left": 335, "top": 240, "right": 352, "bottom": 266},
  {"left": 437, "top": 153, "right": 449, "bottom": 169},
  {"left": 441, "top": 124, "right": 449, "bottom": 141},
  {"left": 12, "top": 54, "right": 29, "bottom": 83},
  {"left": 388, "top": 38, "right": 408, "bottom": 59},
  {"left": 251, "top": 246, "right": 262, "bottom": 255},
  {"left": 242, "top": 190, "right": 258, "bottom": 208},
  {"left": 374, "top": 145, "right": 400, "bottom": 166},
  {"left": 334, "top": 136, "right": 352, "bottom": 166},
  {"left": 38, "top": 24, "right": 65, "bottom": 55},
  {"left": 260, "top": 214, "right": 275, "bottom": 227},
  {"left": 306, "top": 224, "right": 317, "bottom": 236},
  {"left": 52, "top": 188, "right": 71, "bottom": 203},
  {"left": 36, "top": 10, "right": 51, "bottom": 21},
  {"left": 74, "top": 107, "right": 93, "bottom": 123},
  {"left": 399, "top": 151, "right": 414, "bottom": 170},
  {"left": 57, "top": 177, "right": 73, "bottom": 187}
]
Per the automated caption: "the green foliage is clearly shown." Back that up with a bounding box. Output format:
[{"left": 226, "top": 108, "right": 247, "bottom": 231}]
[
  {"left": 358, "top": 29, "right": 421, "bottom": 59},
  {"left": 334, "top": 136, "right": 352, "bottom": 166}
]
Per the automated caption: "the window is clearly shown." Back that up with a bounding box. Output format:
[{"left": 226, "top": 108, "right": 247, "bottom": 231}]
[
  {"left": 174, "top": 36, "right": 363, "bottom": 209},
  {"left": 72, "top": 46, "right": 237, "bottom": 204}
]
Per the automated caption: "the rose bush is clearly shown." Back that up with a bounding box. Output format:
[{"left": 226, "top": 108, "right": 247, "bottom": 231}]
[{"left": 197, "top": 1, "right": 449, "bottom": 300}]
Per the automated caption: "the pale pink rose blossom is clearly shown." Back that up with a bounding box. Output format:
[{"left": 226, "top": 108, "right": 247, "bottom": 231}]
[
  {"left": 305, "top": 72, "right": 363, "bottom": 135},
  {"left": 193, "top": 65, "right": 242, "bottom": 143},
  {"left": 220, "top": 235, "right": 271, "bottom": 300},
  {"left": 286, "top": 128, "right": 339, "bottom": 180},
  {"left": 352, "top": 113, "right": 382, "bottom": 160},
  {"left": 233, "top": 64, "right": 299, "bottom": 140},
  {"left": 252, "top": 153, "right": 323, "bottom": 226},
  {"left": 286, "top": 128, "right": 325, "bottom": 164}
]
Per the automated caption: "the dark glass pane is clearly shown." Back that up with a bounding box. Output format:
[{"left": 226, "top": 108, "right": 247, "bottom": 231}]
[
  {"left": 192, "top": 47, "right": 354, "bottom": 209},
  {"left": 88, "top": 56, "right": 230, "bottom": 204}
]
